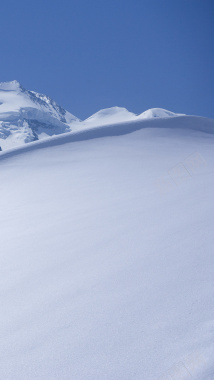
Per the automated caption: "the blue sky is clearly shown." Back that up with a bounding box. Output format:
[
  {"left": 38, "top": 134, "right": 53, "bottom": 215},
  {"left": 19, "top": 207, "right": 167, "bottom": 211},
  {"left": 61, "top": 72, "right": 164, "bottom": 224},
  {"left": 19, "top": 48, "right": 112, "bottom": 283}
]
[{"left": 0, "top": 0, "right": 213, "bottom": 119}]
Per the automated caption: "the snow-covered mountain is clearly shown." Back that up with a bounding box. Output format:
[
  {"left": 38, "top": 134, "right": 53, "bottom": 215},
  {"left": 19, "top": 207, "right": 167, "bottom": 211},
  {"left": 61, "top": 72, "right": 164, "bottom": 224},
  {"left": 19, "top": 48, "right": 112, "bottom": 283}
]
[
  {"left": 138, "top": 107, "right": 185, "bottom": 119},
  {"left": 1, "top": 112, "right": 214, "bottom": 379},
  {"left": 0, "top": 80, "right": 186, "bottom": 150},
  {"left": 0, "top": 80, "right": 79, "bottom": 150},
  {"left": 82, "top": 106, "right": 137, "bottom": 127},
  {"left": 81, "top": 106, "right": 185, "bottom": 128}
]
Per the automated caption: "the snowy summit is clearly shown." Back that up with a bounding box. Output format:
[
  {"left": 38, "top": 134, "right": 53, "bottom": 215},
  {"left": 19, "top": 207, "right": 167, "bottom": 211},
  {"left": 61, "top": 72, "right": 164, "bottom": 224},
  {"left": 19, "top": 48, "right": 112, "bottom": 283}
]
[
  {"left": 0, "top": 80, "right": 79, "bottom": 150},
  {"left": 0, "top": 81, "right": 186, "bottom": 150}
]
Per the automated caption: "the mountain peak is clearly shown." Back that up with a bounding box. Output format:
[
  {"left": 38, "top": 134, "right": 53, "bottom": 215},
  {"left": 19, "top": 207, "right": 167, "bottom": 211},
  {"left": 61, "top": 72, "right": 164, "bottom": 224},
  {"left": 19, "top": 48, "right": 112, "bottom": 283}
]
[
  {"left": 0, "top": 81, "right": 80, "bottom": 150},
  {"left": 0, "top": 80, "right": 21, "bottom": 91},
  {"left": 138, "top": 108, "right": 185, "bottom": 119},
  {"left": 84, "top": 106, "right": 136, "bottom": 126}
]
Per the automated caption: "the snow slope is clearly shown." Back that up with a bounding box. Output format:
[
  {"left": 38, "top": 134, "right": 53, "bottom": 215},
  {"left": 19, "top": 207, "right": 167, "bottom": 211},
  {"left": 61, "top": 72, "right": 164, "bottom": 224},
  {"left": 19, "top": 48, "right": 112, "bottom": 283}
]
[
  {"left": 0, "top": 115, "right": 214, "bottom": 380},
  {"left": 0, "top": 80, "right": 186, "bottom": 150},
  {"left": 0, "top": 80, "right": 79, "bottom": 150},
  {"left": 82, "top": 106, "right": 137, "bottom": 127}
]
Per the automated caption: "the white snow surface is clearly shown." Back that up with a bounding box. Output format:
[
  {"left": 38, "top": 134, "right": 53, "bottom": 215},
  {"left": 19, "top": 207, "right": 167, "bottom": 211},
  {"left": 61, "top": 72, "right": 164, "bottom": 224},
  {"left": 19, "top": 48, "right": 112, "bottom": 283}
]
[
  {"left": 0, "top": 114, "right": 214, "bottom": 380},
  {"left": 0, "top": 80, "right": 79, "bottom": 150},
  {"left": 138, "top": 107, "right": 185, "bottom": 119},
  {"left": 82, "top": 106, "right": 137, "bottom": 126},
  {"left": 81, "top": 107, "right": 184, "bottom": 128},
  {"left": 0, "top": 81, "right": 186, "bottom": 151}
]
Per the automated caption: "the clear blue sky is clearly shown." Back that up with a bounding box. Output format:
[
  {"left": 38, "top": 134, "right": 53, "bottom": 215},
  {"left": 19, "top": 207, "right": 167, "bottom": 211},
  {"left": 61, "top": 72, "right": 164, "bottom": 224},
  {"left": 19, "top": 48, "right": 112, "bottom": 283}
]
[{"left": 0, "top": 0, "right": 213, "bottom": 119}]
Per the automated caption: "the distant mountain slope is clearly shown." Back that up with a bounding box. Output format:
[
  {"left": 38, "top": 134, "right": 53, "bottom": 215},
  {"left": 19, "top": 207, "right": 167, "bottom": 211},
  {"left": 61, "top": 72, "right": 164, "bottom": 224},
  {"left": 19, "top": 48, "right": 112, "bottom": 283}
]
[
  {"left": 82, "top": 107, "right": 137, "bottom": 127},
  {"left": 138, "top": 107, "right": 185, "bottom": 119},
  {"left": 0, "top": 80, "right": 195, "bottom": 151},
  {"left": 81, "top": 106, "right": 185, "bottom": 128},
  {"left": 0, "top": 80, "right": 80, "bottom": 150}
]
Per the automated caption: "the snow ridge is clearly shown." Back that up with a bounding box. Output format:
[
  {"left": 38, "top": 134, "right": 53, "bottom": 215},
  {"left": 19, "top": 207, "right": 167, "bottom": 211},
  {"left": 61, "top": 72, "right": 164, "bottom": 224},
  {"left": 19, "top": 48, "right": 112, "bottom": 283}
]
[
  {"left": 0, "top": 80, "right": 209, "bottom": 152},
  {"left": 1, "top": 115, "right": 214, "bottom": 162}
]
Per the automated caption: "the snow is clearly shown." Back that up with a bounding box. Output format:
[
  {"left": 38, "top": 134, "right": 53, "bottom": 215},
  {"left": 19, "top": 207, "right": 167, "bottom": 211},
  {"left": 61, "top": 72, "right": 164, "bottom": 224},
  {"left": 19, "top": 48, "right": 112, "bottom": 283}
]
[
  {"left": 0, "top": 81, "right": 186, "bottom": 151},
  {"left": 81, "top": 107, "right": 185, "bottom": 129},
  {"left": 0, "top": 81, "right": 79, "bottom": 150},
  {"left": 0, "top": 79, "right": 21, "bottom": 91},
  {"left": 138, "top": 107, "right": 185, "bottom": 119},
  {"left": 82, "top": 106, "right": 136, "bottom": 126},
  {"left": 0, "top": 114, "right": 214, "bottom": 380}
]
